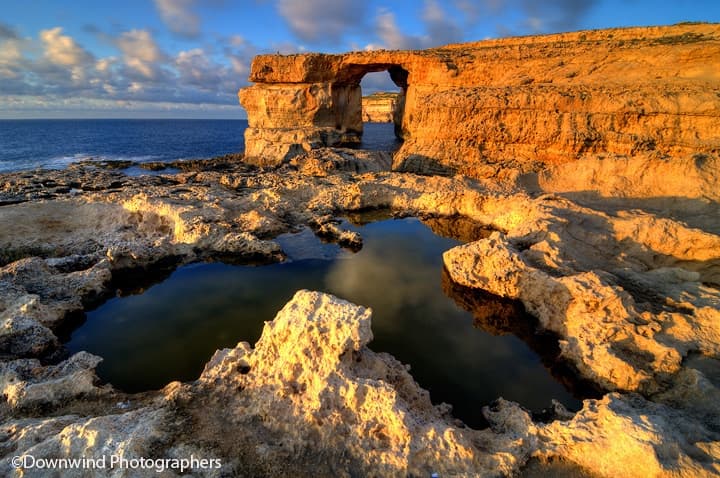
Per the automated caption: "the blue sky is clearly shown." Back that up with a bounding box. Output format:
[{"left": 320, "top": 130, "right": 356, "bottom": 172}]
[{"left": 1, "top": 0, "right": 718, "bottom": 119}]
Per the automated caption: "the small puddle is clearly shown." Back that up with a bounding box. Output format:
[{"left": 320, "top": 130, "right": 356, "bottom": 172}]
[{"left": 68, "top": 214, "right": 587, "bottom": 428}]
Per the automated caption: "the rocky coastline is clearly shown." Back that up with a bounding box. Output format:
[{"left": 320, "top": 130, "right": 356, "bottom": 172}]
[{"left": 2, "top": 23, "right": 720, "bottom": 478}]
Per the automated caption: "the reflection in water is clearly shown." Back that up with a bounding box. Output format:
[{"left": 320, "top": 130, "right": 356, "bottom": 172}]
[
  {"left": 68, "top": 216, "right": 585, "bottom": 429},
  {"left": 441, "top": 271, "right": 603, "bottom": 409},
  {"left": 421, "top": 215, "right": 496, "bottom": 243}
]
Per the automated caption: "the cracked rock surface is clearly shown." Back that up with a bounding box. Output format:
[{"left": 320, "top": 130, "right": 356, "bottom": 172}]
[{"left": 0, "top": 149, "right": 718, "bottom": 476}]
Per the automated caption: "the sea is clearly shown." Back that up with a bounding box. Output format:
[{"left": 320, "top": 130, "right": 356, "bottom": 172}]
[{"left": 0, "top": 119, "right": 401, "bottom": 173}]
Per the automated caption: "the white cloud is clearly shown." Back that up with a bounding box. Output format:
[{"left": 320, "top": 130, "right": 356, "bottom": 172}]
[
  {"left": 375, "top": 8, "right": 424, "bottom": 50},
  {"left": 103, "top": 83, "right": 117, "bottom": 95},
  {"left": 154, "top": 0, "right": 200, "bottom": 37},
  {"left": 95, "top": 57, "right": 117, "bottom": 73},
  {"left": 0, "top": 38, "right": 23, "bottom": 78},
  {"left": 229, "top": 56, "right": 247, "bottom": 75},
  {"left": 0, "top": 22, "right": 262, "bottom": 116},
  {"left": 277, "top": 0, "right": 367, "bottom": 43},
  {"left": 0, "top": 40, "right": 21, "bottom": 63},
  {"left": 176, "top": 48, "right": 221, "bottom": 87},
  {"left": 40, "top": 27, "right": 93, "bottom": 67},
  {"left": 128, "top": 82, "right": 144, "bottom": 93},
  {"left": 422, "top": 0, "right": 463, "bottom": 46},
  {"left": 229, "top": 35, "right": 245, "bottom": 47},
  {"left": 116, "top": 29, "right": 164, "bottom": 79}
]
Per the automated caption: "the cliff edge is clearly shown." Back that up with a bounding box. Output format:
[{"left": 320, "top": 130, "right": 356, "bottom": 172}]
[
  {"left": 361, "top": 92, "right": 399, "bottom": 123},
  {"left": 239, "top": 23, "right": 720, "bottom": 175}
]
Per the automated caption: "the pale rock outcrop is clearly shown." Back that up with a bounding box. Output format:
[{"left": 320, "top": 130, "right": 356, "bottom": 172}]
[
  {"left": 289, "top": 147, "right": 392, "bottom": 176},
  {"left": 2, "top": 289, "right": 716, "bottom": 477},
  {"left": 537, "top": 392, "right": 720, "bottom": 478},
  {"left": 0, "top": 150, "right": 719, "bottom": 476},
  {"left": 0, "top": 291, "right": 538, "bottom": 477},
  {"left": 197, "top": 290, "right": 538, "bottom": 476},
  {"left": 0, "top": 352, "right": 105, "bottom": 410},
  {"left": 443, "top": 193, "right": 720, "bottom": 394},
  {"left": 0, "top": 408, "right": 173, "bottom": 478}
]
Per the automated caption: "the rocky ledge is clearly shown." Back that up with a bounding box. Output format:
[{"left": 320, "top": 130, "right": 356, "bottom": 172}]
[{"left": 0, "top": 145, "right": 719, "bottom": 476}]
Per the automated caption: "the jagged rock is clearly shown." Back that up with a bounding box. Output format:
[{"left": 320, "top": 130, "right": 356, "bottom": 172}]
[
  {"left": 0, "top": 408, "right": 173, "bottom": 478},
  {"left": 0, "top": 352, "right": 105, "bottom": 410},
  {"left": 0, "top": 143, "right": 718, "bottom": 475},
  {"left": 536, "top": 393, "right": 720, "bottom": 478},
  {"left": 289, "top": 148, "right": 392, "bottom": 176},
  {"left": 195, "top": 290, "right": 540, "bottom": 476},
  {"left": 0, "top": 291, "right": 537, "bottom": 477}
]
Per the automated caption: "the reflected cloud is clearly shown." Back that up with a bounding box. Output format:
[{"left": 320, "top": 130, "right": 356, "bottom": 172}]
[{"left": 325, "top": 236, "right": 440, "bottom": 330}]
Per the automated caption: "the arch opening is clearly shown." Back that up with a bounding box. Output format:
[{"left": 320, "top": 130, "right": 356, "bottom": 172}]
[{"left": 331, "top": 64, "right": 409, "bottom": 150}]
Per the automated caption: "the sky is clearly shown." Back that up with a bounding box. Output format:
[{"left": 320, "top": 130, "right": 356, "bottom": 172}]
[{"left": 1, "top": 0, "right": 718, "bottom": 119}]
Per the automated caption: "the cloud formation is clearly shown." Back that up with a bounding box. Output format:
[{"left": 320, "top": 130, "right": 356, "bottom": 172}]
[
  {"left": 372, "top": 1, "right": 462, "bottom": 50},
  {"left": 154, "top": 0, "right": 201, "bottom": 38},
  {"left": 374, "top": 10, "right": 414, "bottom": 50},
  {"left": 370, "top": 0, "right": 597, "bottom": 50},
  {"left": 116, "top": 29, "right": 166, "bottom": 79},
  {"left": 0, "top": 0, "right": 607, "bottom": 117},
  {"left": 40, "top": 27, "right": 94, "bottom": 67},
  {"left": 422, "top": 0, "right": 464, "bottom": 46},
  {"left": 277, "top": 0, "right": 367, "bottom": 43},
  {"left": 0, "top": 25, "right": 258, "bottom": 116},
  {"left": 519, "top": 0, "right": 596, "bottom": 33}
]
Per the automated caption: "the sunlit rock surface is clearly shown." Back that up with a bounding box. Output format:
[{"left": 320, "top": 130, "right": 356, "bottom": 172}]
[
  {"left": 1, "top": 150, "right": 718, "bottom": 475},
  {"left": 2, "top": 24, "right": 720, "bottom": 478},
  {"left": 361, "top": 92, "right": 399, "bottom": 123},
  {"left": 240, "top": 24, "right": 720, "bottom": 174}
]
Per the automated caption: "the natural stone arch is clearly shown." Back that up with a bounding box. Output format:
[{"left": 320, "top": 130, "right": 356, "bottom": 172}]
[
  {"left": 239, "top": 53, "right": 417, "bottom": 166},
  {"left": 240, "top": 25, "right": 720, "bottom": 173},
  {"left": 331, "top": 63, "right": 410, "bottom": 141}
]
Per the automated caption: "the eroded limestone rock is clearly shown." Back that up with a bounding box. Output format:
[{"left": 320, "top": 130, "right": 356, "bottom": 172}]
[
  {"left": 0, "top": 147, "right": 718, "bottom": 476},
  {"left": 240, "top": 24, "right": 720, "bottom": 174}
]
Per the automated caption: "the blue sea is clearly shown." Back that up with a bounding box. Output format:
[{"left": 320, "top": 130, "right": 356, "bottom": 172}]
[{"left": 0, "top": 119, "right": 400, "bottom": 173}]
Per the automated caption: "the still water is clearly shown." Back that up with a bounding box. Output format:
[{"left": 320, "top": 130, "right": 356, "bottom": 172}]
[{"left": 68, "top": 216, "right": 583, "bottom": 428}]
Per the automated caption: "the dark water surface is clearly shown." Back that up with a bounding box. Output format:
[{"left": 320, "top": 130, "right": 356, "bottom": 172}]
[
  {"left": 68, "top": 216, "right": 583, "bottom": 428},
  {"left": 0, "top": 119, "right": 399, "bottom": 172}
]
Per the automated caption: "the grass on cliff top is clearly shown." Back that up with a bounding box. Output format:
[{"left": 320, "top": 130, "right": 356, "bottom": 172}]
[{"left": 363, "top": 91, "right": 400, "bottom": 99}]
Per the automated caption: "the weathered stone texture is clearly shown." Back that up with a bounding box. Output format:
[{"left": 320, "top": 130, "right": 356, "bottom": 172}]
[{"left": 239, "top": 24, "right": 720, "bottom": 174}]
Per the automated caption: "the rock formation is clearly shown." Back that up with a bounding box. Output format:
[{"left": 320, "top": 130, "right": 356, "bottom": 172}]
[
  {"left": 239, "top": 23, "right": 720, "bottom": 174},
  {"left": 1, "top": 146, "right": 719, "bottom": 476},
  {"left": 361, "top": 92, "right": 399, "bottom": 123},
  {"left": 2, "top": 22, "right": 720, "bottom": 478}
]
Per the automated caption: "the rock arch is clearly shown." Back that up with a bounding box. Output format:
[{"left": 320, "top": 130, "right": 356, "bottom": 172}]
[
  {"left": 239, "top": 54, "right": 416, "bottom": 166},
  {"left": 239, "top": 24, "right": 720, "bottom": 175},
  {"left": 331, "top": 64, "right": 408, "bottom": 138}
]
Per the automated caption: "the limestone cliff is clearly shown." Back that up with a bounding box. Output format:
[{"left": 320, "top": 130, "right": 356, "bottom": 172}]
[
  {"left": 361, "top": 92, "right": 399, "bottom": 123},
  {"left": 239, "top": 23, "right": 720, "bottom": 174}
]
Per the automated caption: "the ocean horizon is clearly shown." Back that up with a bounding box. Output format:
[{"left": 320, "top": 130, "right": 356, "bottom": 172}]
[{"left": 0, "top": 119, "right": 400, "bottom": 173}]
